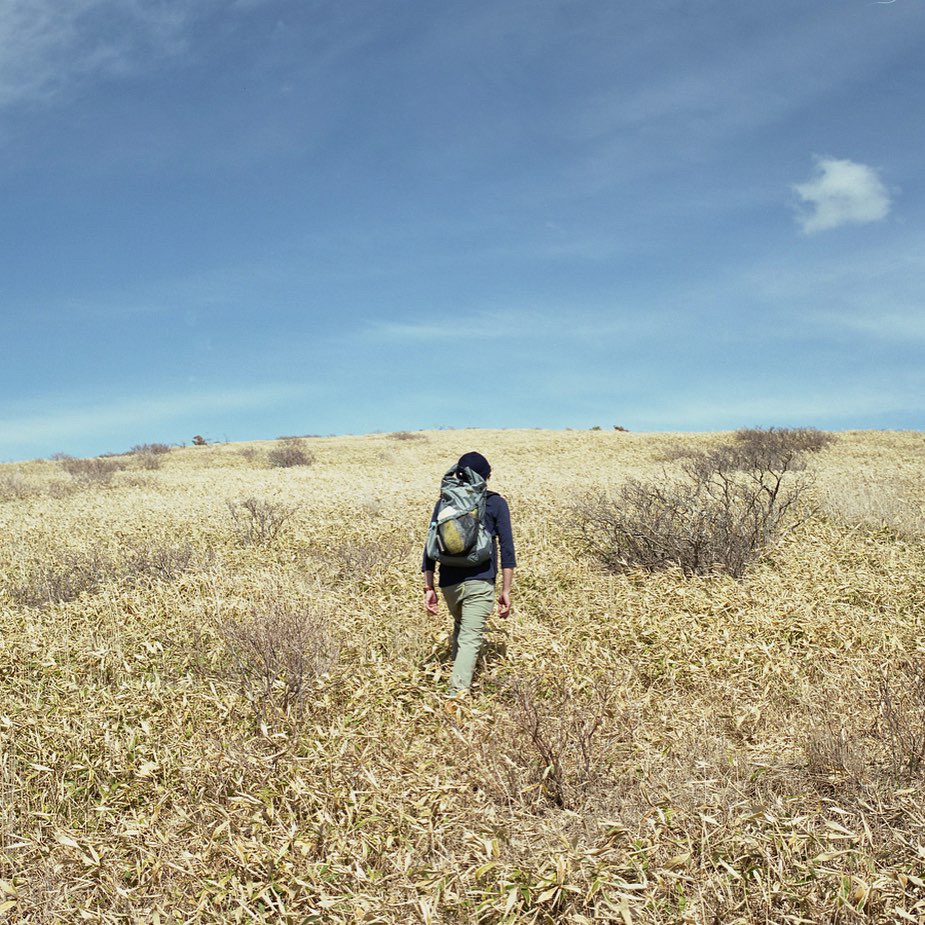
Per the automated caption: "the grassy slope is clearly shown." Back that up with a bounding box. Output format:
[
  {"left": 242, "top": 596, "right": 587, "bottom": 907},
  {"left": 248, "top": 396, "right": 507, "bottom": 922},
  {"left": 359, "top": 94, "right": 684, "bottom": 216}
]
[{"left": 1, "top": 429, "right": 924, "bottom": 924}]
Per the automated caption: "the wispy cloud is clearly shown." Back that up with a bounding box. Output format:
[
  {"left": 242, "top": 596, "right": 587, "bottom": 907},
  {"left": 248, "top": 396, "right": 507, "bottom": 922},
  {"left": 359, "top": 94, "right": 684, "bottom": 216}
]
[
  {"left": 726, "top": 235, "right": 925, "bottom": 343},
  {"left": 365, "top": 305, "right": 682, "bottom": 345},
  {"left": 793, "top": 157, "right": 891, "bottom": 234},
  {"left": 640, "top": 379, "right": 925, "bottom": 430},
  {"left": 369, "top": 321, "right": 462, "bottom": 342},
  {"left": 0, "top": 0, "right": 211, "bottom": 109},
  {"left": 817, "top": 309, "right": 925, "bottom": 342},
  {"left": 0, "top": 383, "right": 306, "bottom": 455},
  {"left": 557, "top": 7, "right": 919, "bottom": 199}
]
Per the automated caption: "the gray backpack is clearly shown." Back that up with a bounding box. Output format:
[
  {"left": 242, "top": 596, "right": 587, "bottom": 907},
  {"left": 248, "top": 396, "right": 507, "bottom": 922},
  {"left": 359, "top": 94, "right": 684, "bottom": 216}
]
[{"left": 425, "top": 465, "right": 492, "bottom": 567}]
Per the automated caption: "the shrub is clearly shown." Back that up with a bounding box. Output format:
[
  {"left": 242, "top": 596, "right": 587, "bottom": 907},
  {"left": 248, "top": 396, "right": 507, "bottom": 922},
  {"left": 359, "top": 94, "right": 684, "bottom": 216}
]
[
  {"left": 325, "top": 538, "right": 400, "bottom": 585},
  {"left": 44, "top": 480, "right": 79, "bottom": 500},
  {"left": 218, "top": 598, "right": 338, "bottom": 719},
  {"left": 129, "top": 443, "right": 171, "bottom": 470},
  {"left": 123, "top": 540, "right": 197, "bottom": 583},
  {"left": 10, "top": 549, "right": 112, "bottom": 607},
  {"left": 55, "top": 454, "right": 125, "bottom": 487},
  {"left": 463, "top": 674, "right": 627, "bottom": 812},
  {"left": 192, "top": 435, "right": 208, "bottom": 446},
  {"left": 573, "top": 438, "right": 813, "bottom": 577},
  {"left": 507, "top": 676, "right": 621, "bottom": 809},
  {"left": 267, "top": 437, "right": 314, "bottom": 468},
  {"left": 130, "top": 443, "right": 171, "bottom": 455},
  {"left": 878, "top": 659, "right": 925, "bottom": 780},
  {"left": 389, "top": 431, "right": 425, "bottom": 441},
  {"left": 227, "top": 497, "right": 297, "bottom": 545},
  {"left": 0, "top": 474, "right": 33, "bottom": 502},
  {"left": 136, "top": 453, "right": 162, "bottom": 471},
  {"left": 613, "top": 425, "right": 629, "bottom": 432},
  {"left": 734, "top": 426, "right": 835, "bottom": 459}
]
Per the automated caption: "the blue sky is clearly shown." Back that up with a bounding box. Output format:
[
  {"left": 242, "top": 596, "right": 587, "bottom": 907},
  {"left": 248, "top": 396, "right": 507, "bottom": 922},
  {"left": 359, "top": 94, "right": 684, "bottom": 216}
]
[{"left": 1, "top": 0, "right": 923, "bottom": 459}]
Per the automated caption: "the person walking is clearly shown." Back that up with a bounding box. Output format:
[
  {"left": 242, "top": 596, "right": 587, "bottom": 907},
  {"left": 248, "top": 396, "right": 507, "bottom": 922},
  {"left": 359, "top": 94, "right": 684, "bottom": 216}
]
[{"left": 422, "top": 451, "right": 516, "bottom": 704}]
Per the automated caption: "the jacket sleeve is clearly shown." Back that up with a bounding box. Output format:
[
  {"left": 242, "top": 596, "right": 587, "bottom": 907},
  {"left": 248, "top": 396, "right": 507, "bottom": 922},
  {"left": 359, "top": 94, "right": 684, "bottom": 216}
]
[
  {"left": 421, "top": 499, "right": 440, "bottom": 573},
  {"left": 495, "top": 496, "right": 517, "bottom": 570}
]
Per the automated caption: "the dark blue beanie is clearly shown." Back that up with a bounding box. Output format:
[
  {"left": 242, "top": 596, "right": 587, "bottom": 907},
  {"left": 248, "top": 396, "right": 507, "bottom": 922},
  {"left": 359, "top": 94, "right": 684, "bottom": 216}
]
[{"left": 456, "top": 451, "right": 491, "bottom": 480}]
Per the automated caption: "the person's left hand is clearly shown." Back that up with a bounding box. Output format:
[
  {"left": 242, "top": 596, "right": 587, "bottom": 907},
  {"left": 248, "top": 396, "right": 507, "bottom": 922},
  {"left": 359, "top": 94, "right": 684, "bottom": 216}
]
[{"left": 498, "top": 591, "right": 511, "bottom": 618}]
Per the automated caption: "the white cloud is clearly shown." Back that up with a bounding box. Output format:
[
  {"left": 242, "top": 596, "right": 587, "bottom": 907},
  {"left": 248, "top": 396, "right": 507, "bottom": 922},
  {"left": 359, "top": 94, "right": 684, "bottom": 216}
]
[{"left": 793, "top": 157, "right": 891, "bottom": 234}]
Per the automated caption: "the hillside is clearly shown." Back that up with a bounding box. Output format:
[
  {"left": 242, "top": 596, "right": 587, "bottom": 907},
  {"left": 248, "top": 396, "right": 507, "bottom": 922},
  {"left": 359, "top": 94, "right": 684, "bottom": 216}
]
[{"left": 1, "top": 429, "right": 924, "bottom": 924}]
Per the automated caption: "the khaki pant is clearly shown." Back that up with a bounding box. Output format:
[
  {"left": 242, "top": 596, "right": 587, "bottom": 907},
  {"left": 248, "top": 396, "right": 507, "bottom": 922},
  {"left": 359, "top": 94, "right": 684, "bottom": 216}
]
[{"left": 441, "top": 579, "right": 495, "bottom": 693}]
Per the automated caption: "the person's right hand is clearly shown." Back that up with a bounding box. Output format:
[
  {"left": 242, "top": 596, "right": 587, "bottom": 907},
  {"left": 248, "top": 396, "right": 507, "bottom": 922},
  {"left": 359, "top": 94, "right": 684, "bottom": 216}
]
[{"left": 424, "top": 588, "right": 439, "bottom": 614}]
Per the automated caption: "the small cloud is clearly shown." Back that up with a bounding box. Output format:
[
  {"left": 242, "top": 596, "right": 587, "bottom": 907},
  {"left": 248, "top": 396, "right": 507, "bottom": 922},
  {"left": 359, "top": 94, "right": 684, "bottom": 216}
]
[{"left": 793, "top": 157, "right": 891, "bottom": 234}]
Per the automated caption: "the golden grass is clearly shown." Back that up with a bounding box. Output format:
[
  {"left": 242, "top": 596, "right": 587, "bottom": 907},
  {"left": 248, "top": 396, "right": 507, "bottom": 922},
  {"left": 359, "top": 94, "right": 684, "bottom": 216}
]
[{"left": 1, "top": 429, "right": 924, "bottom": 923}]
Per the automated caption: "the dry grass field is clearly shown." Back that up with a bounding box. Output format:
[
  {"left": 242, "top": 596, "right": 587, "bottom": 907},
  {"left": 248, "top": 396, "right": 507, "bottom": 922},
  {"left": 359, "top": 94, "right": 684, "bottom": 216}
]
[{"left": 1, "top": 428, "right": 924, "bottom": 924}]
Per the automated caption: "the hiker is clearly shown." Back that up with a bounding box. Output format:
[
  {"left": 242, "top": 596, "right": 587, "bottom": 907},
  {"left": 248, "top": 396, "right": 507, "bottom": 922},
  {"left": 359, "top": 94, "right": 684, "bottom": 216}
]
[{"left": 422, "top": 451, "right": 516, "bottom": 698}]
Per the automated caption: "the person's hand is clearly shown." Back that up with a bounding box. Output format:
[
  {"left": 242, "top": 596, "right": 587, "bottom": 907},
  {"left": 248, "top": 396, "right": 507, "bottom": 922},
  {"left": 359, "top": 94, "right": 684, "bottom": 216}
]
[
  {"left": 424, "top": 588, "right": 439, "bottom": 614},
  {"left": 498, "top": 590, "right": 511, "bottom": 618}
]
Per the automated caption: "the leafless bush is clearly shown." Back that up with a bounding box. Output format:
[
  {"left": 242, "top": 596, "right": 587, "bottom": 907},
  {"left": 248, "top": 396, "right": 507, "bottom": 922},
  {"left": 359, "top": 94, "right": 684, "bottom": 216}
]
[
  {"left": 138, "top": 452, "right": 163, "bottom": 470},
  {"left": 388, "top": 431, "right": 425, "bottom": 441},
  {"left": 129, "top": 443, "right": 170, "bottom": 470},
  {"left": 55, "top": 454, "right": 125, "bottom": 487},
  {"left": 10, "top": 550, "right": 113, "bottom": 607},
  {"left": 574, "top": 438, "right": 813, "bottom": 577},
  {"left": 218, "top": 599, "right": 339, "bottom": 719},
  {"left": 227, "top": 497, "right": 298, "bottom": 545},
  {"left": 326, "top": 540, "right": 397, "bottom": 584},
  {"left": 123, "top": 540, "right": 197, "bottom": 582},
  {"left": 878, "top": 659, "right": 925, "bottom": 780},
  {"left": 44, "top": 479, "right": 79, "bottom": 500},
  {"left": 130, "top": 442, "right": 171, "bottom": 455},
  {"left": 192, "top": 435, "right": 208, "bottom": 446},
  {"left": 267, "top": 437, "right": 314, "bottom": 468},
  {"left": 469, "top": 674, "right": 626, "bottom": 812},
  {"left": 9, "top": 540, "right": 202, "bottom": 606},
  {"left": 238, "top": 447, "right": 263, "bottom": 465},
  {"left": 734, "top": 426, "right": 835, "bottom": 459},
  {"left": 660, "top": 427, "right": 835, "bottom": 468},
  {"left": 0, "top": 474, "right": 34, "bottom": 502}
]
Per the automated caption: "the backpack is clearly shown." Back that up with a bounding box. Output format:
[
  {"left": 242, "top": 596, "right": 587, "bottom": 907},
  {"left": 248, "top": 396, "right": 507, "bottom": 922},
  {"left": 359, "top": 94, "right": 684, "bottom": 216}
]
[{"left": 425, "top": 465, "right": 493, "bottom": 567}]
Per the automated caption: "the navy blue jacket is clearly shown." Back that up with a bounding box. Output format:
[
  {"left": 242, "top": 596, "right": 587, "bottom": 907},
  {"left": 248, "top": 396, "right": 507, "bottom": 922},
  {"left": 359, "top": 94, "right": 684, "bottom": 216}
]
[{"left": 422, "top": 491, "right": 516, "bottom": 587}]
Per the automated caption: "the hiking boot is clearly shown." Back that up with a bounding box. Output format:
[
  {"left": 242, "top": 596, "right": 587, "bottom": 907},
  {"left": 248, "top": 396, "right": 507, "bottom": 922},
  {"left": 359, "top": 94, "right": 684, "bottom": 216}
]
[{"left": 443, "top": 689, "right": 470, "bottom": 718}]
